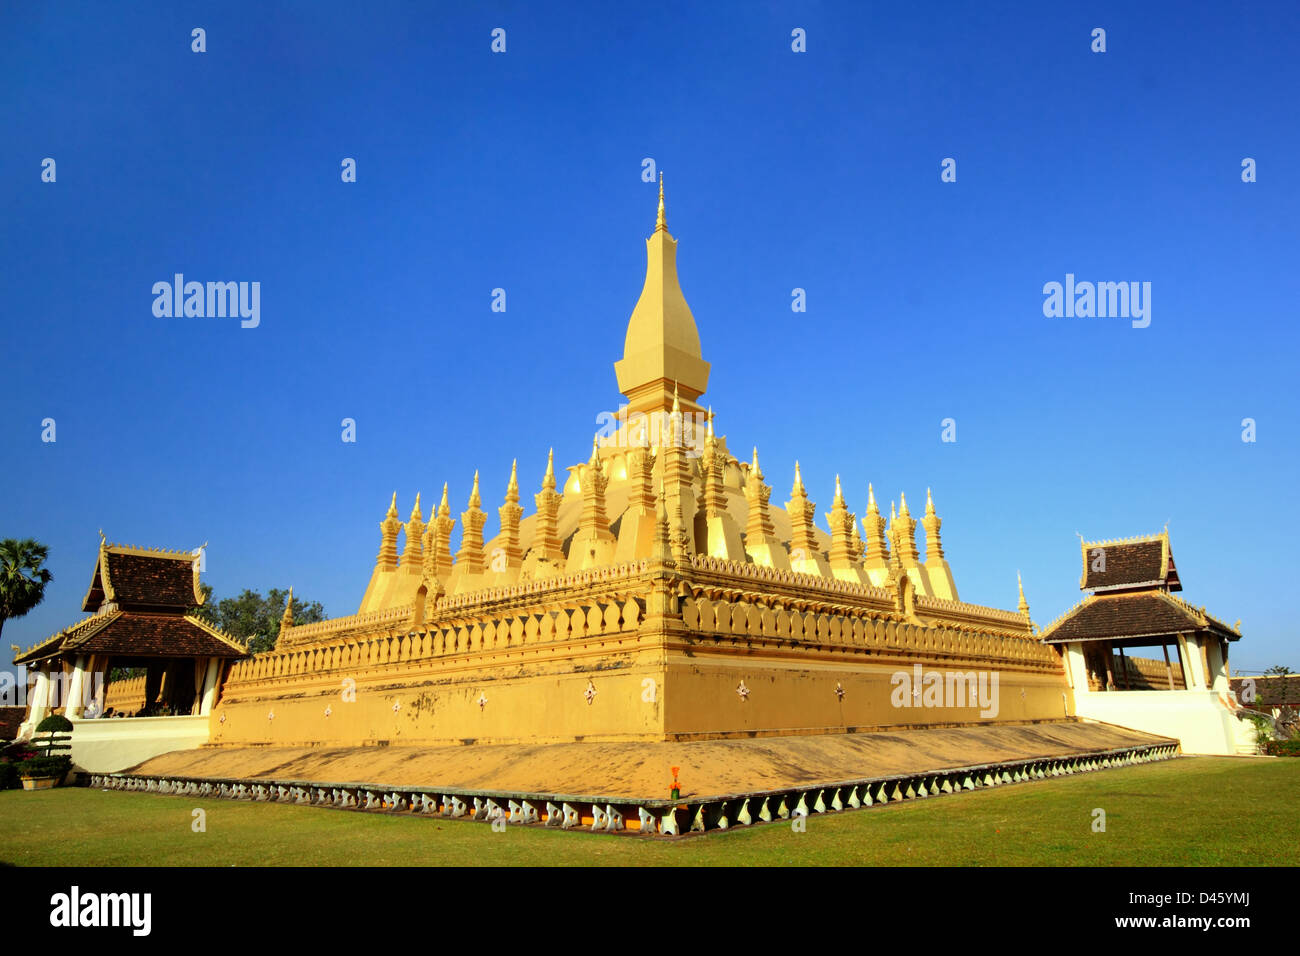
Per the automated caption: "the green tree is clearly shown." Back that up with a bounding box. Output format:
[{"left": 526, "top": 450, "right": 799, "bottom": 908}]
[
  {"left": 1264, "top": 665, "right": 1295, "bottom": 676},
  {"left": 191, "top": 584, "right": 325, "bottom": 655},
  {"left": 0, "top": 538, "right": 53, "bottom": 641}
]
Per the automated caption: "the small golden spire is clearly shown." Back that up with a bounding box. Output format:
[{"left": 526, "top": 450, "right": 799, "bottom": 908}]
[
  {"left": 1017, "top": 572, "right": 1030, "bottom": 617},
  {"left": 507, "top": 458, "right": 519, "bottom": 493},
  {"left": 469, "top": 471, "right": 481, "bottom": 508},
  {"left": 867, "top": 483, "right": 878, "bottom": 512},
  {"left": 655, "top": 172, "right": 667, "bottom": 233},
  {"left": 793, "top": 461, "right": 805, "bottom": 496},
  {"left": 706, "top": 406, "right": 714, "bottom": 439},
  {"left": 671, "top": 381, "right": 680, "bottom": 415},
  {"left": 386, "top": 492, "right": 398, "bottom": 517},
  {"left": 751, "top": 446, "right": 762, "bottom": 478},
  {"left": 280, "top": 588, "right": 294, "bottom": 632},
  {"left": 409, "top": 493, "right": 423, "bottom": 521},
  {"left": 925, "top": 487, "right": 935, "bottom": 515},
  {"left": 899, "top": 491, "right": 911, "bottom": 517},
  {"left": 543, "top": 448, "right": 556, "bottom": 490},
  {"left": 438, "top": 482, "right": 450, "bottom": 516},
  {"left": 590, "top": 433, "right": 602, "bottom": 464},
  {"left": 834, "top": 474, "right": 844, "bottom": 505}
]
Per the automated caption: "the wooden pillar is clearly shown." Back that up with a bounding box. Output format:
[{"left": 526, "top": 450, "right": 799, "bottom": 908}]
[
  {"left": 1103, "top": 641, "right": 1116, "bottom": 691},
  {"left": 1117, "top": 646, "right": 1130, "bottom": 690},
  {"left": 1162, "top": 643, "right": 1175, "bottom": 690}
]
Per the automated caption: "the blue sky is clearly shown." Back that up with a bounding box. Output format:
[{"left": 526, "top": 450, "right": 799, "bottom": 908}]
[{"left": 2, "top": 1, "right": 1296, "bottom": 671}]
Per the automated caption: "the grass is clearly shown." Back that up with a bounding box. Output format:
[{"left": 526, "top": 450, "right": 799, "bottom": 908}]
[{"left": 0, "top": 756, "right": 1295, "bottom": 866}]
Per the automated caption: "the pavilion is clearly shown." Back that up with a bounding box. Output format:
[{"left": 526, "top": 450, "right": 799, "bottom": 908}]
[
  {"left": 13, "top": 536, "right": 247, "bottom": 771},
  {"left": 1040, "top": 531, "right": 1249, "bottom": 754}
]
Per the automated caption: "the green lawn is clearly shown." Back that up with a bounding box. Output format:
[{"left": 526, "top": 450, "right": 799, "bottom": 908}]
[{"left": 1, "top": 757, "right": 1295, "bottom": 866}]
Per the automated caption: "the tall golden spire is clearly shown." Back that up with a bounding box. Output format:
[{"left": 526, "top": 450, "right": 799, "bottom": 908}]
[
  {"left": 615, "top": 179, "right": 710, "bottom": 415},
  {"left": 655, "top": 171, "right": 667, "bottom": 233},
  {"left": 1018, "top": 572, "right": 1030, "bottom": 617}
]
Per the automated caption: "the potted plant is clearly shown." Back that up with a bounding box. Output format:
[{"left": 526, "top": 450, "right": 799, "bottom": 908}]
[
  {"left": 17, "top": 714, "right": 73, "bottom": 789},
  {"left": 17, "top": 753, "right": 72, "bottom": 790}
]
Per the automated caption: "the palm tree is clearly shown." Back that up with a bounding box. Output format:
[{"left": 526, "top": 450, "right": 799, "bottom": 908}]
[{"left": 0, "top": 538, "right": 53, "bottom": 641}]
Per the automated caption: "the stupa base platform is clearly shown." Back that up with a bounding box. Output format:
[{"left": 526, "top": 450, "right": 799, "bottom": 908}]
[{"left": 88, "top": 720, "right": 1180, "bottom": 835}]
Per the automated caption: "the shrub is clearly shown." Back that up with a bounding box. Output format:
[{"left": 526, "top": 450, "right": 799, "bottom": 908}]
[
  {"left": 17, "top": 754, "right": 72, "bottom": 779},
  {"left": 0, "top": 758, "right": 18, "bottom": 790},
  {"left": 1264, "top": 739, "right": 1300, "bottom": 757},
  {"left": 31, "top": 714, "right": 72, "bottom": 758}
]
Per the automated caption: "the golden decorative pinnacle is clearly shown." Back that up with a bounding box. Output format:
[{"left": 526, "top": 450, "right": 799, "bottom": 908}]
[
  {"left": 590, "top": 433, "right": 601, "bottom": 464},
  {"left": 386, "top": 492, "right": 398, "bottom": 517},
  {"left": 867, "top": 483, "right": 878, "bottom": 512},
  {"left": 409, "top": 493, "right": 423, "bottom": 521},
  {"left": 751, "top": 446, "right": 762, "bottom": 479},
  {"left": 925, "top": 487, "right": 935, "bottom": 515},
  {"left": 793, "top": 461, "right": 805, "bottom": 496},
  {"left": 655, "top": 172, "right": 667, "bottom": 233},
  {"left": 834, "top": 474, "right": 844, "bottom": 505},
  {"left": 543, "top": 448, "right": 556, "bottom": 489},
  {"left": 469, "top": 471, "right": 481, "bottom": 508},
  {"left": 671, "top": 381, "right": 680, "bottom": 415},
  {"left": 507, "top": 458, "right": 519, "bottom": 496},
  {"left": 438, "top": 482, "right": 450, "bottom": 516},
  {"left": 899, "top": 491, "right": 911, "bottom": 517}
]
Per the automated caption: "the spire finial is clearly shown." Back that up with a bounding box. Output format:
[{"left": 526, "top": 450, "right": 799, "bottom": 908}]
[
  {"left": 867, "top": 483, "right": 878, "bottom": 512},
  {"left": 508, "top": 458, "right": 519, "bottom": 489},
  {"left": 899, "top": 491, "right": 910, "bottom": 516},
  {"left": 655, "top": 172, "right": 666, "bottom": 233},
  {"left": 386, "top": 492, "right": 398, "bottom": 517},
  {"left": 439, "top": 482, "right": 450, "bottom": 514},
  {"left": 469, "top": 471, "right": 481, "bottom": 507},
  {"left": 706, "top": 405, "right": 714, "bottom": 439},
  {"left": 671, "top": 381, "right": 680, "bottom": 415},
  {"left": 925, "top": 487, "right": 935, "bottom": 515},
  {"left": 590, "top": 432, "right": 601, "bottom": 464},
  {"left": 1017, "top": 571, "right": 1030, "bottom": 616},
  {"left": 834, "top": 474, "right": 844, "bottom": 503},
  {"left": 751, "top": 446, "right": 761, "bottom": 474},
  {"left": 793, "top": 461, "right": 805, "bottom": 495}
]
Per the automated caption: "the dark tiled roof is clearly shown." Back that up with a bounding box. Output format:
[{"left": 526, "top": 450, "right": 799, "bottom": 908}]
[
  {"left": 16, "top": 612, "right": 245, "bottom": 664},
  {"left": 1042, "top": 591, "right": 1239, "bottom": 644},
  {"left": 68, "top": 613, "right": 245, "bottom": 659},
  {"left": 102, "top": 552, "right": 198, "bottom": 609},
  {"left": 1080, "top": 537, "right": 1176, "bottom": 592},
  {"left": 1229, "top": 675, "right": 1300, "bottom": 707}
]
